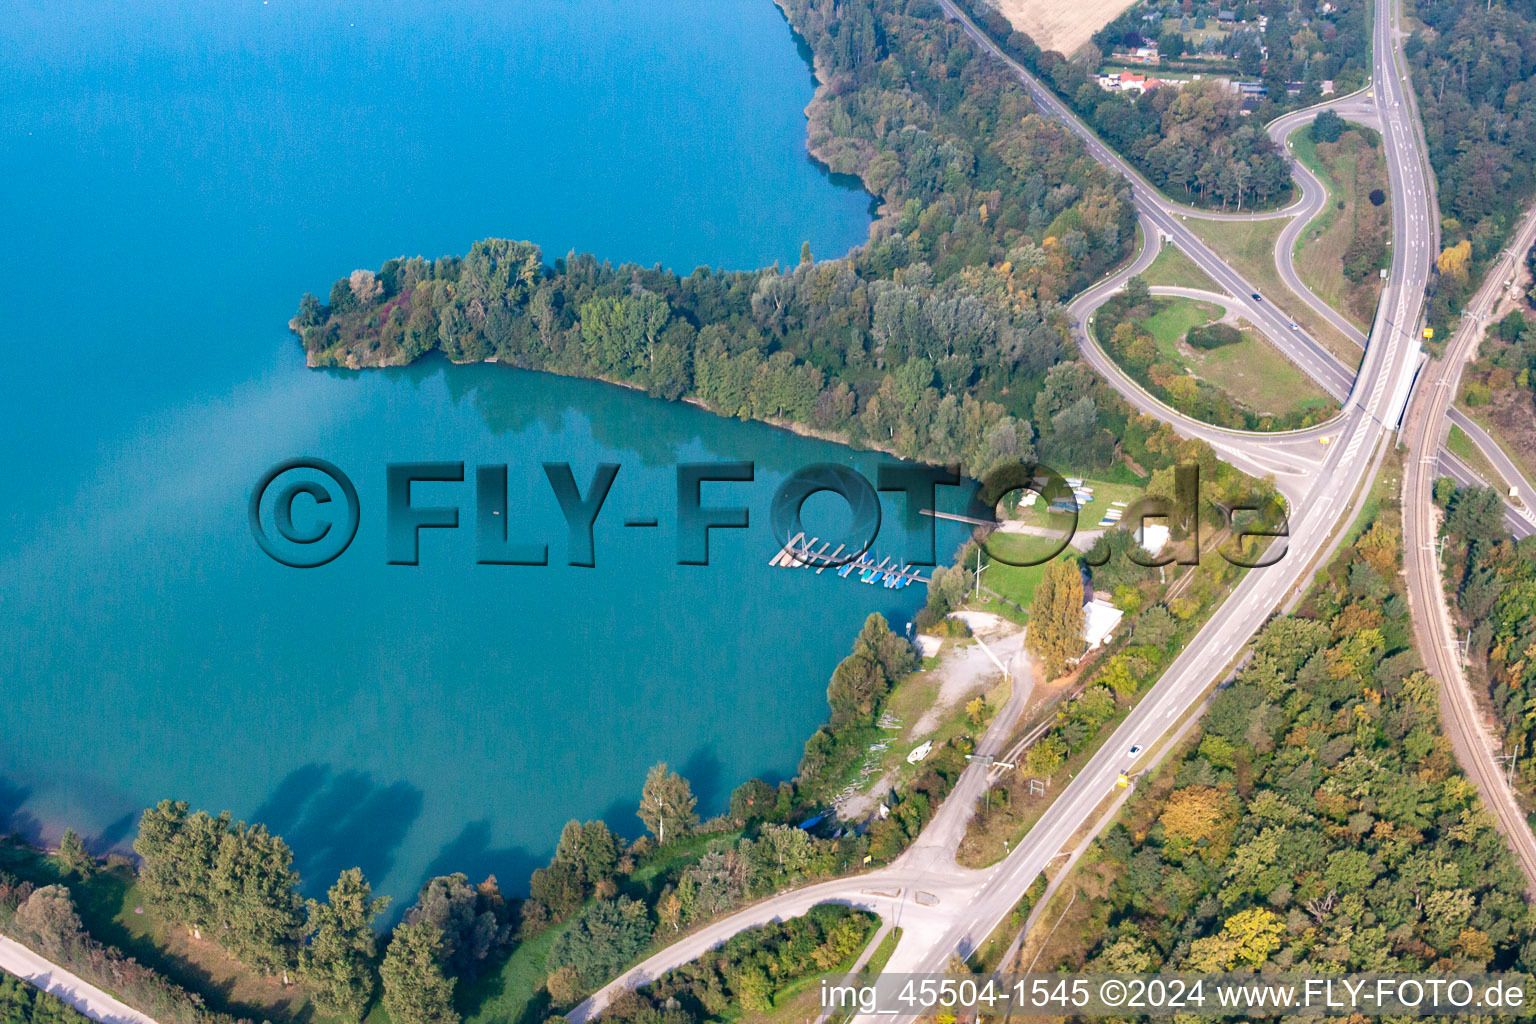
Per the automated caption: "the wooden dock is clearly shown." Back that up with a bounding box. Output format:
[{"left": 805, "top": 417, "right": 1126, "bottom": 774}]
[{"left": 767, "top": 532, "right": 931, "bottom": 585}]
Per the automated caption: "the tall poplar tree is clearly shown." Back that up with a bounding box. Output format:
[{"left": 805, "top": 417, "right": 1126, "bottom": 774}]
[
  {"left": 212, "top": 822, "right": 306, "bottom": 977},
  {"left": 1027, "top": 559, "right": 1086, "bottom": 678},
  {"left": 134, "top": 801, "right": 230, "bottom": 940}
]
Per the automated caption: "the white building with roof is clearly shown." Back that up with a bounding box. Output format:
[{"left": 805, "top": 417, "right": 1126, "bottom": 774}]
[
  {"left": 1082, "top": 597, "right": 1125, "bottom": 653},
  {"left": 1136, "top": 522, "right": 1171, "bottom": 556}
]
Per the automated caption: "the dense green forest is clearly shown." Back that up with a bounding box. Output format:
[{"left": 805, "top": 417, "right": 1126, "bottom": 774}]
[
  {"left": 294, "top": 0, "right": 1146, "bottom": 476},
  {"left": 951, "top": 0, "right": 1371, "bottom": 211},
  {"left": 1408, "top": 0, "right": 1536, "bottom": 329},
  {"left": 1442, "top": 483, "right": 1536, "bottom": 801},
  {"left": 0, "top": 971, "right": 90, "bottom": 1024},
  {"left": 1048, "top": 497, "right": 1536, "bottom": 975}
]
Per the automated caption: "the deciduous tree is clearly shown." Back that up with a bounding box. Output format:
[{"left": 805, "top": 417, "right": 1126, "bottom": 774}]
[
  {"left": 1026, "top": 559, "right": 1085, "bottom": 677},
  {"left": 637, "top": 763, "right": 698, "bottom": 846}
]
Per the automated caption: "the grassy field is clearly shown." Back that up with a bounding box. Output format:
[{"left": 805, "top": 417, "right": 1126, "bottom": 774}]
[
  {"left": 1200, "top": 328, "right": 1338, "bottom": 419},
  {"left": 1143, "top": 298, "right": 1224, "bottom": 353},
  {"left": 1116, "top": 297, "right": 1336, "bottom": 423},
  {"left": 457, "top": 920, "right": 566, "bottom": 1024},
  {"left": 1137, "top": 242, "right": 1222, "bottom": 291},
  {"left": 1288, "top": 125, "right": 1388, "bottom": 333},
  {"left": 979, "top": 534, "right": 1059, "bottom": 614},
  {"left": 982, "top": 477, "right": 1144, "bottom": 612},
  {"left": 1185, "top": 216, "right": 1361, "bottom": 368}
]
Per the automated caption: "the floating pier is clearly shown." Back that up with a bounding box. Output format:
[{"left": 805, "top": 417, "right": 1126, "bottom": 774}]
[{"left": 768, "top": 532, "right": 930, "bottom": 586}]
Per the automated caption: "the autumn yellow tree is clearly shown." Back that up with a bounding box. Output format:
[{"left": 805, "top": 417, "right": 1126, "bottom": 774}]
[
  {"left": 1026, "top": 559, "right": 1085, "bottom": 678},
  {"left": 1187, "top": 907, "right": 1285, "bottom": 971},
  {"left": 1023, "top": 735, "right": 1068, "bottom": 777},
  {"left": 1355, "top": 518, "right": 1400, "bottom": 576},
  {"left": 1160, "top": 785, "right": 1233, "bottom": 845},
  {"left": 1437, "top": 239, "right": 1472, "bottom": 281}
]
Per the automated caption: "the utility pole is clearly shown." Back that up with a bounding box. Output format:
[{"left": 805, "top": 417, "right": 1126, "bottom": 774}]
[
  {"left": 1453, "top": 629, "right": 1470, "bottom": 666},
  {"left": 1496, "top": 743, "right": 1521, "bottom": 786},
  {"left": 974, "top": 546, "right": 990, "bottom": 600}
]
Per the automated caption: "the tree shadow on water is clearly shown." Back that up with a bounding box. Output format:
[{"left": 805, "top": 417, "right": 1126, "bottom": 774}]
[
  {"left": 251, "top": 764, "right": 423, "bottom": 896},
  {"left": 678, "top": 747, "right": 726, "bottom": 817},
  {"left": 0, "top": 776, "right": 39, "bottom": 840},
  {"left": 94, "top": 810, "right": 139, "bottom": 854},
  {"left": 418, "top": 820, "right": 539, "bottom": 908}
]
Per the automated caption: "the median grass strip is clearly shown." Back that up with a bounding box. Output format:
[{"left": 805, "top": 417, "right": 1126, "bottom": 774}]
[
  {"left": 1289, "top": 124, "right": 1389, "bottom": 332},
  {"left": 1184, "top": 216, "right": 1361, "bottom": 368},
  {"left": 1138, "top": 242, "right": 1222, "bottom": 292},
  {"left": 1446, "top": 423, "right": 1510, "bottom": 493}
]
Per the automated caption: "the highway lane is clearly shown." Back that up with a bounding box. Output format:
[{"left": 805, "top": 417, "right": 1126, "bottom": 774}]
[
  {"left": 893, "top": 0, "right": 1436, "bottom": 986},
  {"left": 1262, "top": 98, "right": 1379, "bottom": 354},
  {"left": 936, "top": 0, "right": 1361, "bottom": 415},
  {"left": 573, "top": 0, "right": 1444, "bottom": 1014},
  {"left": 1065, "top": 226, "right": 1334, "bottom": 499},
  {"left": 945, "top": 0, "right": 1533, "bottom": 542},
  {"left": 1402, "top": 200, "right": 1536, "bottom": 893}
]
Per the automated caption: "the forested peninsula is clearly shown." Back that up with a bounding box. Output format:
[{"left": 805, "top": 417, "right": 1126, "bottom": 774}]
[{"left": 294, "top": 0, "right": 1150, "bottom": 475}]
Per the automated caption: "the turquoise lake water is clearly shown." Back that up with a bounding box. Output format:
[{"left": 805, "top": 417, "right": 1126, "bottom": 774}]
[{"left": 0, "top": 0, "right": 963, "bottom": 905}]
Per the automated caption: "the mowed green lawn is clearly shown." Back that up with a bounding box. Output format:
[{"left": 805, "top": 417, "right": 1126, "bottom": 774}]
[
  {"left": 982, "top": 479, "right": 1140, "bottom": 612},
  {"left": 1138, "top": 241, "right": 1222, "bottom": 292},
  {"left": 1007, "top": 478, "right": 1144, "bottom": 532},
  {"left": 978, "top": 533, "right": 1061, "bottom": 614},
  {"left": 1143, "top": 298, "right": 1224, "bottom": 356}
]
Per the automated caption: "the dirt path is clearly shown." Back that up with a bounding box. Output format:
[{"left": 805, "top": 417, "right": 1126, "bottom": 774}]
[{"left": 835, "top": 615, "right": 1028, "bottom": 822}]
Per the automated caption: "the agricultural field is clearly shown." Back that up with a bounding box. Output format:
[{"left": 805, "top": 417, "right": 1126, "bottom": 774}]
[{"left": 991, "top": 0, "right": 1139, "bottom": 56}]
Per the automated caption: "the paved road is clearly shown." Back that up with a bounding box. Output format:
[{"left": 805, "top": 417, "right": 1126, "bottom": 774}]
[
  {"left": 936, "top": 4, "right": 1360, "bottom": 428},
  {"left": 571, "top": 0, "right": 1438, "bottom": 1015},
  {"left": 0, "top": 935, "right": 161, "bottom": 1024},
  {"left": 1262, "top": 95, "right": 1380, "bottom": 354},
  {"left": 1401, "top": 201, "right": 1536, "bottom": 893},
  {"left": 878, "top": 0, "right": 1433, "bottom": 988}
]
